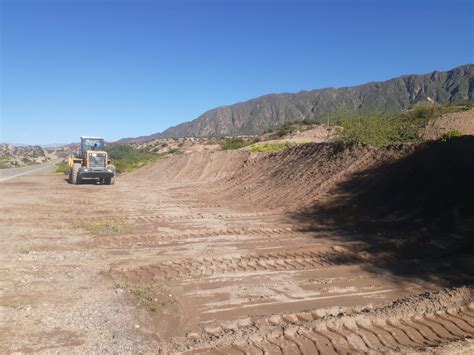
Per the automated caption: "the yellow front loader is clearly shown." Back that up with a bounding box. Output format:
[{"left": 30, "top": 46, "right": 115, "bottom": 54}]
[{"left": 68, "top": 136, "right": 116, "bottom": 185}]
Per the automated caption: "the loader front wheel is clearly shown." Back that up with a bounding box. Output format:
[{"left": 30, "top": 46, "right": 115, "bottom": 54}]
[
  {"left": 70, "top": 163, "right": 81, "bottom": 185},
  {"left": 104, "top": 176, "right": 115, "bottom": 185}
]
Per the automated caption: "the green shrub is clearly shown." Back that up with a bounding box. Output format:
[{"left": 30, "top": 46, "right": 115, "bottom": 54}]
[
  {"left": 440, "top": 130, "right": 462, "bottom": 141},
  {"left": 55, "top": 162, "right": 69, "bottom": 175},
  {"left": 107, "top": 144, "right": 161, "bottom": 173},
  {"left": 302, "top": 118, "right": 319, "bottom": 125},
  {"left": 167, "top": 148, "right": 182, "bottom": 155},
  {"left": 409, "top": 103, "right": 469, "bottom": 121},
  {"left": 0, "top": 160, "right": 10, "bottom": 169},
  {"left": 220, "top": 138, "right": 249, "bottom": 150},
  {"left": 272, "top": 121, "right": 298, "bottom": 138},
  {"left": 250, "top": 141, "right": 296, "bottom": 152},
  {"left": 337, "top": 113, "right": 400, "bottom": 147}
]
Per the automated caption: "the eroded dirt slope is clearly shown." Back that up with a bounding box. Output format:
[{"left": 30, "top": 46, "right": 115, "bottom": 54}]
[
  {"left": 0, "top": 137, "right": 472, "bottom": 353},
  {"left": 421, "top": 108, "right": 474, "bottom": 140}
]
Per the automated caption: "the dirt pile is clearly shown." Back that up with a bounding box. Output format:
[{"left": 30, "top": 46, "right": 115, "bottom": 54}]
[
  {"left": 306, "top": 136, "right": 474, "bottom": 231},
  {"left": 421, "top": 108, "right": 474, "bottom": 140},
  {"left": 142, "top": 135, "right": 473, "bottom": 225},
  {"left": 134, "top": 136, "right": 474, "bottom": 282},
  {"left": 141, "top": 141, "right": 415, "bottom": 211},
  {"left": 125, "top": 150, "right": 250, "bottom": 185},
  {"left": 215, "top": 142, "right": 416, "bottom": 211}
]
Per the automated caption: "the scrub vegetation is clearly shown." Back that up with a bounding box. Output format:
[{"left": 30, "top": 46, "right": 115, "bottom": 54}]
[
  {"left": 220, "top": 138, "right": 258, "bottom": 150},
  {"left": 107, "top": 144, "right": 163, "bottom": 173},
  {"left": 337, "top": 103, "right": 471, "bottom": 146},
  {"left": 440, "top": 129, "right": 463, "bottom": 141}
]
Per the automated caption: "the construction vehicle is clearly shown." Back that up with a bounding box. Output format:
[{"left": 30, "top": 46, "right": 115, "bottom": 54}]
[{"left": 68, "top": 136, "right": 115, "bottom": 185}]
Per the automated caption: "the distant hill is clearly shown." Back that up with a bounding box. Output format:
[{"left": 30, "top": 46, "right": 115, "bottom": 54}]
[
  {"left": 0, "top": 143, "right": 50, "bottom": 168},
  {"left": 0, "top": 143, "right": 74, "bottom": 168},
  {"left": 118, "top": 64, "right": 473, "bottom": 143}
]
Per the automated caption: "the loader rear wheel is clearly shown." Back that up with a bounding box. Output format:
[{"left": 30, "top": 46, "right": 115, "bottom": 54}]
[
  {"left": 104, "top": 176, "right": 115, "bottom": 185},
  {"left": 70, "top": 163, "right": 81, "bottom": 185}
]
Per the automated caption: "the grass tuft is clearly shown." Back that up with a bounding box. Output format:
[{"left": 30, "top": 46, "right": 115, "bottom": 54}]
[
  {"left": 114, "top": 281, "right": 160, "bottom": 312},
  {"left": 129, "top": 287, "right": 161, "bottom": 312},
  {"left": 75, "top": 218, "right": 129, "bottom": 236},
  {"left": 440, "top": 129, "right": 462, "bottom": 141},
  {"left": 19, "top": 247, "right": 32, "bottom": 254},
  {"left": 9, "top": 303, "right": 28, "bottom": 311}
]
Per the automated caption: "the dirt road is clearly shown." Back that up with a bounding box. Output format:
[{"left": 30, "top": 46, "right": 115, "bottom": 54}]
[{"left": 0, "top": 143, "right": 472, "bottom": 353}]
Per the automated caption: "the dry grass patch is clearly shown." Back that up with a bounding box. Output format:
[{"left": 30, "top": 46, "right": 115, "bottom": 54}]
[
  {"left": 114, "top": 281, "right": 160, "bottom": 312},
  {"left": 75, "top": 217, "right": 130, "bottom": 236},
  {"left": 8, "top": 303, "right": 29, "bottom": 311},
  {"left": 129, "top": 287, "right": 161, "bottom": 312}
]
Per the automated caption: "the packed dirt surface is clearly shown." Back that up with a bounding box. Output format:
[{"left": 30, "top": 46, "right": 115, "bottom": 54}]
[{"left": 0, "top": 137, "right": 473, "bottom": 353}]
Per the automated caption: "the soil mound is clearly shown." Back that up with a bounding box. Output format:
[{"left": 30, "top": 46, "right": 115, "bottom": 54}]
[
  {"left": 132, "top": 136, "right": 473, "bottom": 280},
  {"left": 124, "top": 150, "right": 250, "bottom": 184},
  {"left": 132, "top": 136, "right": 473, "bottom": 223},
  {"left": 421, "top": 108, "right": 474, "bottom": 140},
  {"left": 307, "top": 136, "right": 474, "bottom": 233},
  {"left": 208, "top": 141, "right": 415, "bottom": 211}
]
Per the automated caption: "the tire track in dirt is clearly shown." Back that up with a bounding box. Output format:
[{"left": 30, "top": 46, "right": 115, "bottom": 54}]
[
  {"left": 93, "top": 226, "right": 328, "bottom": 248},
  {"left": 111, "top": 246, "right": 365, "bottom": 283},
  {"left": 100, "top": 141, "right": 471, "bottom": 352},
  {"left": 168, "top": 287, "right": 474, "bottom": 354},
  {"left": 75, "top": 210, "right": 283, "bottom": 225}
]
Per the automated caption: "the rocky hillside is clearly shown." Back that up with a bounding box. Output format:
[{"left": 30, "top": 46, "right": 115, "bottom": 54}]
[
  {"left": 0, "top": 144, "right": 71, "bottom": 168},
  {"left": 119, "top": 64, "right": 473, "bottom": 142},
  {"left": 0, "top": 144, "right": 50, "bottom": 168}
]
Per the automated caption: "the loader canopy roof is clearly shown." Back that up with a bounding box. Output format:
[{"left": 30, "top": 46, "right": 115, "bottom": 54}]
[{"left": 81, "top": 137, "right": 105, "bottom": 155}]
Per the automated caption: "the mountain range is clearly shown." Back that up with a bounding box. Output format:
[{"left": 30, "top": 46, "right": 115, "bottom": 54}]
[{"left": 119, "top": 64, "right": 473, "bottom": 143}]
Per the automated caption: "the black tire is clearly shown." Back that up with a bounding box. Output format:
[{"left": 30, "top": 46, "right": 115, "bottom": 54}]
[
  {"left": 104, "top": 176, "right": 115, "bottom": 185},
  {"left": 71, "top": 163, "right": 81, "bottom": 185}
]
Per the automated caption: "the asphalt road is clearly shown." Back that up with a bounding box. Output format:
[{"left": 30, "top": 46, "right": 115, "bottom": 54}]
[{"left": 0, "top": 159, "right": 63, "bottom": 182}]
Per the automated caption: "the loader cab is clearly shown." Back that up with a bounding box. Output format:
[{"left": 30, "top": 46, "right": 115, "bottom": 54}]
[{"left": 80, "top": 137, "right": 105, "bottom": 156}]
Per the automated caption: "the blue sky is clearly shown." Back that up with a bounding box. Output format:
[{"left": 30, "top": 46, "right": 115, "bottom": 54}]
[{"left": 1, "top": 0, "right": 472, "bottom": 145}]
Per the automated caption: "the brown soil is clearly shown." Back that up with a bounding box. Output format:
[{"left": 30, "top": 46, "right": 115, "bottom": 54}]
[
  {"left": 421, "top": 108, "right": 474, "bottom": 140},
  {"left": 0, "top": 137, "right": 472, "bottom": 353}
]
